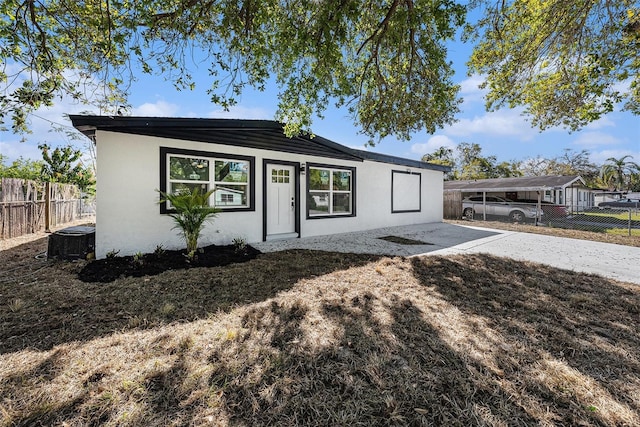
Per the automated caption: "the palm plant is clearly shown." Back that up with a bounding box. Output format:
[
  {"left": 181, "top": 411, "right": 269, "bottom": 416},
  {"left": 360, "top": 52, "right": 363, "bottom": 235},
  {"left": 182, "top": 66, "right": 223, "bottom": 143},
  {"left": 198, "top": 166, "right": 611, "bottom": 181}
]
[
  {"left": 600, "top": 155, "right": 640, "bottom": 191},
  {"left": 159, "top": 187, "right": 219, "bottom": 257}
]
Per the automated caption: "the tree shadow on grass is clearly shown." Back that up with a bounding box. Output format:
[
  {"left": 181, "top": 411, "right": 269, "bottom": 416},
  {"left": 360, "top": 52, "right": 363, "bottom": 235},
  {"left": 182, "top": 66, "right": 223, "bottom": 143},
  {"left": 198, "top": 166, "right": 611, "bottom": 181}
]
[
  {"left": 5, "top": 253, "right": 638, "bottom": 425},
  {"left": 200, "top": 294, "right": 539, "bottom": 425},
  {"left": 410, "top": 254, "right": 640, "bottom": 423},
  {"left": 0, "top": 249, "right": 381, "bottom": 354}
]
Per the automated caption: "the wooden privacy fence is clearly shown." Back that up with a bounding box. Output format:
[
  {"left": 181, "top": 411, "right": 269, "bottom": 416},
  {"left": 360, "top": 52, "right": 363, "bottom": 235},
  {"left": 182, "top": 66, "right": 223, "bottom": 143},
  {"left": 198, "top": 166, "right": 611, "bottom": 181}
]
[
  {"left": 443, "top": 190, "right": 463, "bottom": 220},
  {"left": 0, "top": 178, "right": 82, "bottom": 239}
]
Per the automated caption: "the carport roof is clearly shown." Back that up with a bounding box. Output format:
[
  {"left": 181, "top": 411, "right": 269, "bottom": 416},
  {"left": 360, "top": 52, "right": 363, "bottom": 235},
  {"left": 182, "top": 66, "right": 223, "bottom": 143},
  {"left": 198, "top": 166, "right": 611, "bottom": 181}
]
[{"left": 444, "top": 175, "right": 585, "bottom": 192}]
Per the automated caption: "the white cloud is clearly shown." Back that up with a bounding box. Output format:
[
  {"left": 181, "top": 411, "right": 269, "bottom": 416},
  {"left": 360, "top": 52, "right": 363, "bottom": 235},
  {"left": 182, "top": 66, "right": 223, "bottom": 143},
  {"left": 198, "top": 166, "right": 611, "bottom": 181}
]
[
  {"left": 590, "top": 149, "right": 640, "bottom": 165},
  {"left": 584, "top": 116, "right": 616, "bottom": 130},
  {"left": 444, "top": 108, "right": 540, "bottom": 140},
  {"left": 458, "top": 74, "right": 487, "bottom": 105},
  {"left": 0, "top": 140, "right": 42, "bottom": 161},
  {"left": 132, "top": 100, "right": 180, "bottom": 116},
  {"left": 206, "top": 105, "right": 271, "bottom": 120},
  {"left": 572, "top": 131, "right": 621, "bottom": 149},
  {"left": 410, "top": 135, "right": 456, "bottom": 155},
  {"left": 0, "top": 94, "right": 98, "bottom": 163}
]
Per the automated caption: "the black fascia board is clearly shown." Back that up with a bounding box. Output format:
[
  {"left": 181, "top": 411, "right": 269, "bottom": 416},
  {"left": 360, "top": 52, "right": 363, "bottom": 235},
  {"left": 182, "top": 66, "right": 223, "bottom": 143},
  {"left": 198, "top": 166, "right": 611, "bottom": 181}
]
[
  {"left": 69, "top": 115, "right": 363, "bottom": 161},
  {"left": 68, "top": 115, "right": 448, "bottom": 170},
  {"left": 350, "top": 148, "right": 451, "bottom": 172}
]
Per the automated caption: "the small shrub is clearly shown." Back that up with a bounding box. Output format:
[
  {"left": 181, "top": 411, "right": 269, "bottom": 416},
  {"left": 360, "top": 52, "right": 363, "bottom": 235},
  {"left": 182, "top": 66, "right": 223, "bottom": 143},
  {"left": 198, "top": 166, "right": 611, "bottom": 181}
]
[
  {"left": 106, "top": 249, "right": 120, "bottom": 259},
  {"left": 158, "top": 187, "right": 219, "bottom": 255},
  {"left": 232, "top": 237, "right": 247, "bottom": 255},
  {"left": 153, "top": 245, "right": 165, "bottom": 256},
  {"left": 132, "top": 252, "right": 144, "bottom": 266}
]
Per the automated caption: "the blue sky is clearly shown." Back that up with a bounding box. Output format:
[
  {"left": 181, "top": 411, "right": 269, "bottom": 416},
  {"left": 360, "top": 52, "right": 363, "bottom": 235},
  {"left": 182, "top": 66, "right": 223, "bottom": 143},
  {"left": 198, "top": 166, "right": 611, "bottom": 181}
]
[{"left": 1, "top": 29, "right": 639, "bottom": 167}]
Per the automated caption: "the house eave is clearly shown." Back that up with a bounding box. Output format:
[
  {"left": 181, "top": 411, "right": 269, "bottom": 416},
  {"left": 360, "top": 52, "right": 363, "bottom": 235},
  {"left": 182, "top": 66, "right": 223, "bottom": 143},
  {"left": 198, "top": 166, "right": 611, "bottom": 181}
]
[{"left": 69, "top": 115, "right": 445, "bottom": 170}]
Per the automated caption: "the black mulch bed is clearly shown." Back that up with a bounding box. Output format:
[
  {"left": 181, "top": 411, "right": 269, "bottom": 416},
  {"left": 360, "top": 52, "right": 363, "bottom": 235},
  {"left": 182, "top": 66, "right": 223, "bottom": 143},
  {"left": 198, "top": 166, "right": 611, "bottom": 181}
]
[{"left": 78, "top": 244, "right": 261, "bottom": 283}]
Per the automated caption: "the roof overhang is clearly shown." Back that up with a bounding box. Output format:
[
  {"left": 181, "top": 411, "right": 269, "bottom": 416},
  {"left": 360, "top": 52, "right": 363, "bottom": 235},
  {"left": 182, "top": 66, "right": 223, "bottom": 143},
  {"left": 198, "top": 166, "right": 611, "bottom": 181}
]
[{"left": 69, "top": 115, "right": 448, "bottom": 172}]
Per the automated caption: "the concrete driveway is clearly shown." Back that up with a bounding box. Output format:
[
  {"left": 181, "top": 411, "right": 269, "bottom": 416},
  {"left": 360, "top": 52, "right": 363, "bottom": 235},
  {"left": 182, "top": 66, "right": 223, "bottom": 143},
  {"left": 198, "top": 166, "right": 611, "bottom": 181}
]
[{"left": 253, "top": 222, "right": 640, "bottom": 285}]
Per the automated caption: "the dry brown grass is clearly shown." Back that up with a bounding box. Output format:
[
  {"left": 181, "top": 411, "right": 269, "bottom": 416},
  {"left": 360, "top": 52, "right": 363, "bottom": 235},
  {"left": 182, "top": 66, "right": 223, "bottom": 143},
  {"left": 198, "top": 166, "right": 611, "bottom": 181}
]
[{"left": 1, "top": 235, "right": 639, "bottom": 426}]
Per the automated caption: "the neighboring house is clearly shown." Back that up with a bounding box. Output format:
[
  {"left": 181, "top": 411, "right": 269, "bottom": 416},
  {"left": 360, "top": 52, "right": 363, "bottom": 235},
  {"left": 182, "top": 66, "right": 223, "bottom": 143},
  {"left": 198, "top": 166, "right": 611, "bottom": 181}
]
[
  {"left": 215, "top": 186, "right": 245, "bottom": 207},
  {"left": 593, "top": 190, "right": 640, "bottom": 206},
  {"left": 70, "top": 116, "right": 448, "bottom": 258},
  {"left": 444, "top": 175, "right": 593, "bottom": 212}
]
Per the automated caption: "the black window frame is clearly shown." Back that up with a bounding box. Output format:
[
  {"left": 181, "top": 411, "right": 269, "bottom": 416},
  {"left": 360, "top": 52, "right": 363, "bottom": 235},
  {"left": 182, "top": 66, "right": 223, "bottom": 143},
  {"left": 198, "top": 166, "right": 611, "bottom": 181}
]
[
  {"left": 306, "top": 162, "right": 356, "bottom": 219},
  {"left": 159, "top": 146, "right": 255, "bottom": 214},
  {"left": 391, "top": 170, "right": 422, "bottom": 213}
]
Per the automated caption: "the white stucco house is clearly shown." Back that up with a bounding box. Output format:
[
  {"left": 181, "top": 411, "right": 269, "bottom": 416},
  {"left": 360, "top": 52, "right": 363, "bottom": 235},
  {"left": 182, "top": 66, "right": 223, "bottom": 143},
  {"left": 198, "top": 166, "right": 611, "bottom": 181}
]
[{"left": 70, "top": 116, "right": 449, "bottom": 258}]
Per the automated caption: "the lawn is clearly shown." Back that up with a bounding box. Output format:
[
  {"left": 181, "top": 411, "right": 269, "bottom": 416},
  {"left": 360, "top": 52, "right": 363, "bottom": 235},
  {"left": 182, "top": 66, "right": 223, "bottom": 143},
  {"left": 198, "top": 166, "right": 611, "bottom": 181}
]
[
  {"left": 1, "top": 234, "right": 639, "bottom": 426},
  {"left": 583, "top": 210, "right": 640, "bottom": 221}
]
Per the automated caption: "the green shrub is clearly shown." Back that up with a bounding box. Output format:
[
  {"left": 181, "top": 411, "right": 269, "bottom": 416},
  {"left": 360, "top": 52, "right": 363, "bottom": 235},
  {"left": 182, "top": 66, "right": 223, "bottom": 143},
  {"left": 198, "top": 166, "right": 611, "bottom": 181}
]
[{"left": 159, "top": 187, "right": 219, "bottom": 256}]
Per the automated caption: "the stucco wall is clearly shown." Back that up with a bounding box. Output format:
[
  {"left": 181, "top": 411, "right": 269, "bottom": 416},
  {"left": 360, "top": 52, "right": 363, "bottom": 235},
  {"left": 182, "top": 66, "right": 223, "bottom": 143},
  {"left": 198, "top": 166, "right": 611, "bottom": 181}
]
[{"left": 94, "top": 130, "right": 444, "bottom": 258}]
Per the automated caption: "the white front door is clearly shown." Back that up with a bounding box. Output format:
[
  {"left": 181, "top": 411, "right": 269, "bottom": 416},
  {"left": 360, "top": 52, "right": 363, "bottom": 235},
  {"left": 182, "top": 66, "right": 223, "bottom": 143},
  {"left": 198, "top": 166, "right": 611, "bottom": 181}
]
[{"left": 266, "top": 164, "right": 297, "bottom": 238}]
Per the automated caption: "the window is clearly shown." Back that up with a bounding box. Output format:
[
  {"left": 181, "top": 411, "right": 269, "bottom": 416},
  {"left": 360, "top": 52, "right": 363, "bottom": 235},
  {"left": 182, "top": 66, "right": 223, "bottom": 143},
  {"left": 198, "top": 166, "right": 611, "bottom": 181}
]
[
  {"left": 160, "top": 147, "right": 254, "bottom": 212},
  {"left": 392, "top": 170, "right": 421, "bottom": 213},
  {"left": 307, "top": 164, "right": 355, "bottom": 217},
  {"left": 271, "top": 168, "right": 290, "bottom": 183}
]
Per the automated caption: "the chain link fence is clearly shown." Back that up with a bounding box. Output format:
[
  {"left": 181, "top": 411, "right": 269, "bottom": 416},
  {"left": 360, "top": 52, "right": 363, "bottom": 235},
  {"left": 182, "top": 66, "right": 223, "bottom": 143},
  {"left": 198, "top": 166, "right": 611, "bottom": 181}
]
[{"left": 461, "top": 201, "right": 640, "bottom": 237}]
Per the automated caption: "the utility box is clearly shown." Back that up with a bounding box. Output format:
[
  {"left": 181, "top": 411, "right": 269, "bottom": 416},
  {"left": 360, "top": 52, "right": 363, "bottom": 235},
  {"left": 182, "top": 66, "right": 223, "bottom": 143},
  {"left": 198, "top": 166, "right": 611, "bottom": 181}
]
[{"left": 48, "top": 226, "right": 96, "bottom": 260}]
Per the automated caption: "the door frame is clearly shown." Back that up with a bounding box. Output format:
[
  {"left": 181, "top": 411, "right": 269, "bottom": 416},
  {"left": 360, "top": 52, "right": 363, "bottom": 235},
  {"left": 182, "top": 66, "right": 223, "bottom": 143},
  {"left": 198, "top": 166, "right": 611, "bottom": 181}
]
[{"left": 262, "top": 159, "right": 300, "bottom": 241}]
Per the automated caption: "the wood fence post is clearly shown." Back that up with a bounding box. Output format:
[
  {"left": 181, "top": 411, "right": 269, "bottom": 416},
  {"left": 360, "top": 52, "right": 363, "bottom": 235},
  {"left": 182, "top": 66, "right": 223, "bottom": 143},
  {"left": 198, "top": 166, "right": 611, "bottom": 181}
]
[{"left": 45, "top": 181, "right": 51, "bottom": 232}]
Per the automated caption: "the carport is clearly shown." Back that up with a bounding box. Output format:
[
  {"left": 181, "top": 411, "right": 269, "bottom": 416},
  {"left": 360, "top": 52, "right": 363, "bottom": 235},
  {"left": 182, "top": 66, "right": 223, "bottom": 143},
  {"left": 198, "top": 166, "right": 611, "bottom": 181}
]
[{"left": 443, "top": 175, "right": 590, "bottom": 220}]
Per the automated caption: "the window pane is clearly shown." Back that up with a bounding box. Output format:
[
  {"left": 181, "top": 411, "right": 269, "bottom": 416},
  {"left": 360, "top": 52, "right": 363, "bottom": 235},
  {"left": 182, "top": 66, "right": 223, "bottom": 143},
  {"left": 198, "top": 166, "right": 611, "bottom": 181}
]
[
  {"left": 333, "top": 171, "right": 351, "bottom": 191},
  {"left": 215, "top": 185, "right": 248, "bottom": 207},
  {"left": 308, "top": 192, "right": 330, "bottom": 215},
  {"left": 333, "top": 193, "right": 351, "bottom": 214},
  {"left": 170, "top": 157, "right": 209, "bottom": 181},
  {"left": 216, "top": 160, "right": 249, "bottom": 183},
  {"left": 170, "top": 182, "right": 209, "bottom": 196},
  {"left": 309, "top": 168, "right": 330, "bottom": 190}
]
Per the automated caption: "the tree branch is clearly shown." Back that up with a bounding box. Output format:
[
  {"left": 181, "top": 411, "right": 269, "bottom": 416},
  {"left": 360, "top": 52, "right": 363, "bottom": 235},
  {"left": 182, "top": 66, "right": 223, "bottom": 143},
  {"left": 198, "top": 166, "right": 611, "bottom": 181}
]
[{"left": 357, "top": 0, "right": 401, "bottom": 55}]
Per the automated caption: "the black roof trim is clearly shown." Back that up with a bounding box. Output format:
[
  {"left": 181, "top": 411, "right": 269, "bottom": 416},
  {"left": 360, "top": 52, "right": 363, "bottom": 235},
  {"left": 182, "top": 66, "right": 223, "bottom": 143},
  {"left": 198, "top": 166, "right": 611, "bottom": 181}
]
[
  {"left": 69, "top": 115, "right": 448, "bottom": 171},
  {"left": 351, "top": 148, "right": 451, "bottom": 172},
  {"left": 443, "top": 175, "right": 585, "bottom": 192}
]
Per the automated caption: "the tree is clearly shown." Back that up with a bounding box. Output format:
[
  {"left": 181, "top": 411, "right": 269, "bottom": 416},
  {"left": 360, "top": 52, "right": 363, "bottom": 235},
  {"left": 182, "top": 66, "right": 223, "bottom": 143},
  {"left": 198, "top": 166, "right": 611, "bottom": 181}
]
[
  {"left": 600, "top": 155, "right": 640, "bottom": 191},
  {"left": 421, "top": 146, "right": 456, "bottom": 179},
  {"left": 521, "top": 149, "right": 601, "bottom": 186},
  {"left": 0, "top": 154, "right": 43, "bottom": 180},
  {"left": 428, "top": 142, "right": 522, "bottom": 180},
  {"left": 38, "top": 144, "right": 95, "bottom": 191},
  {"left": 550, "top": 149, "right": 599, "bottom": 185},
  {"left": 456, "top": 142, "right": 522, "bottom": 180},
  {"left": 421, "top": 146, "right": 455, "bottom": 168},
  {"left": 1, "top": 0, "right": 466, "bottom": 142},
  {"left": 468, "top": 0, "right": 640, "bottom": 131},
  {"left": 159, "top": 187, "right": 219, "bottom": 258}
]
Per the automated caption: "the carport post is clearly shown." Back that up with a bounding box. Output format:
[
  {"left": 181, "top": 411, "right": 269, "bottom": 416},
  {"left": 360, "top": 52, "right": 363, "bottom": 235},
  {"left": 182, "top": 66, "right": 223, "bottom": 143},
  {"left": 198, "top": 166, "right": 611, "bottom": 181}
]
[
  {"left": 536, "top": 191, "right": 542, "bottom": 226},
  {"left": 482, "top": 192, "right": 487, "bottom": 221}
]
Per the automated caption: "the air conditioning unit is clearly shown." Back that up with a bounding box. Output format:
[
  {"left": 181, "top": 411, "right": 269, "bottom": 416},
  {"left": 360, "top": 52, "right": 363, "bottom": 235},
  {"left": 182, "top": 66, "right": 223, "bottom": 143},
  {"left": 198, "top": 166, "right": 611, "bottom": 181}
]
[{"left": 48, "top": 226, "right": 95, "bottom": 260}]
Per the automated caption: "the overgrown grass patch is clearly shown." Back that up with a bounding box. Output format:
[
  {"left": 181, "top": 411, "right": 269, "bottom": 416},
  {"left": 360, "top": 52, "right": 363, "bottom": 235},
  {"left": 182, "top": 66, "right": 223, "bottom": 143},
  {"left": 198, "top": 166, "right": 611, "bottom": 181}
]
[{"left": 1, "top": 236, "right": 640, "bottom": 425}]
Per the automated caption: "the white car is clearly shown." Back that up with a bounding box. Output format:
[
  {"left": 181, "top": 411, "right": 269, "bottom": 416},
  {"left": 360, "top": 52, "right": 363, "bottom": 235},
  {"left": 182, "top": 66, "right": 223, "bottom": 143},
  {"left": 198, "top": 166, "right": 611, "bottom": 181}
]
[{"left": 463, "top": 196, "right": 543, "bottom": 222}]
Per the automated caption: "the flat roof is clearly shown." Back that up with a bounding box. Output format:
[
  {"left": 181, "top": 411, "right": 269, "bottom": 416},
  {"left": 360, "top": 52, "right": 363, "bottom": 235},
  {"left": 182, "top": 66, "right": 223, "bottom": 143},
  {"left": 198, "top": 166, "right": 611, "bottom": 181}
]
[{"left": 443, "top": 175, "right": 585, "bottom": 192}]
